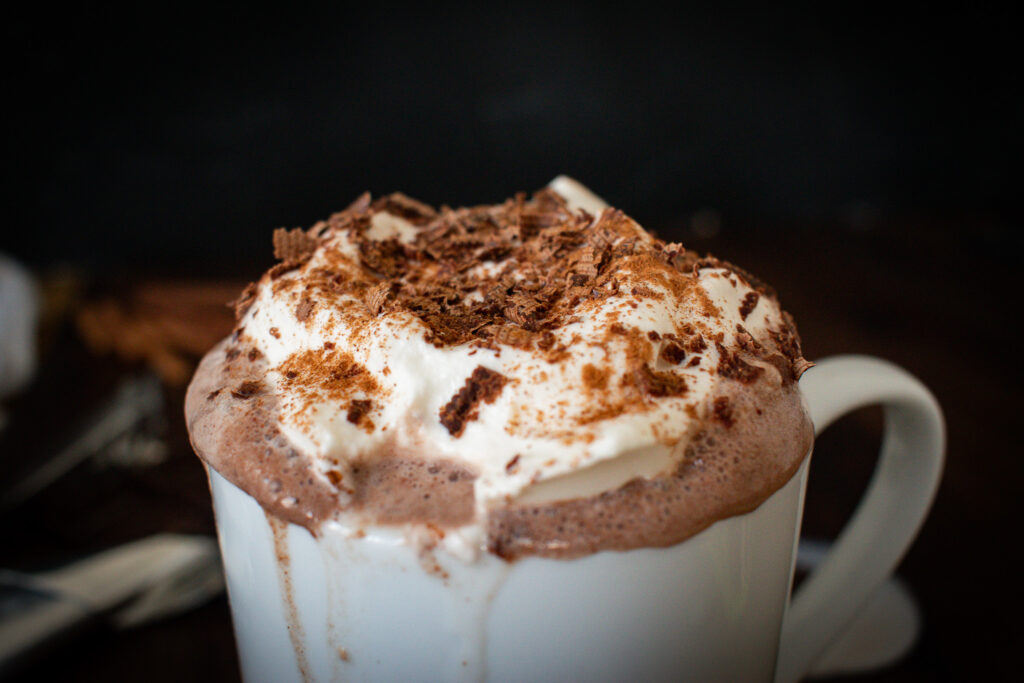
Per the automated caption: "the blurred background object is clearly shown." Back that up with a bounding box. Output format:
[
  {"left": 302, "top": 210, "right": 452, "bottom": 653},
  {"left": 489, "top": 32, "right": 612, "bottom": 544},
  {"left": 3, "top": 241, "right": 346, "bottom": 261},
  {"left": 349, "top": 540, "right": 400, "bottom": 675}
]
[
  {"left": 0, "top": 255, "right": 40, "bottom": 413},
  {"left": 0, "top": 534, "right": 223, "bottom": 678},
  {"left": 0, "top": 2, "right": 1018, "bottom": 681},
  {"left": 74, "top": 280, "right": 242, "bottom": 387}
]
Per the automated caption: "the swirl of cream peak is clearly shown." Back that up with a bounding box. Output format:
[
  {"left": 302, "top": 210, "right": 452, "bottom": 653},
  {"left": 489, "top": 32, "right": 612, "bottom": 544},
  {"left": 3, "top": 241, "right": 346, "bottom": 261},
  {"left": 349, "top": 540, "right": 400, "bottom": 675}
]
[{"left": 187, "top": 177, "right": 812, "bottom": 559}]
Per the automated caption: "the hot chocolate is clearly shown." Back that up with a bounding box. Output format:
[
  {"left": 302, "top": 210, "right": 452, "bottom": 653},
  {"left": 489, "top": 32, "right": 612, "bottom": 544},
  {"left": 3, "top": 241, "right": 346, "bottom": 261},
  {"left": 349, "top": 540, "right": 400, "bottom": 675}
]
[{"left": 185, "top": 177, "right": 812, "bottom": 561}]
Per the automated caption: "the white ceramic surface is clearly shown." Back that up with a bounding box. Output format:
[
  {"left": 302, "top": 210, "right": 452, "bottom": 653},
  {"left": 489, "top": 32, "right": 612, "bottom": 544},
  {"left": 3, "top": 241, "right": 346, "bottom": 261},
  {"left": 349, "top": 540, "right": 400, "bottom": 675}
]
[{"left": 207, "top": 355, "right": 944, "bottom": 682}]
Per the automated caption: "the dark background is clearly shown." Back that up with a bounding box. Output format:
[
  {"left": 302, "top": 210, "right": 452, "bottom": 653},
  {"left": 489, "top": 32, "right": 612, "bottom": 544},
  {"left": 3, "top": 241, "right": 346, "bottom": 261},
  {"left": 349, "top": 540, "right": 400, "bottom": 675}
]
[
  {"left": 2, "top": 2, "right": 1020, "bottom": 681},
  {"left": 3, "top": 3, "right": 1019, "bottom": 269}
]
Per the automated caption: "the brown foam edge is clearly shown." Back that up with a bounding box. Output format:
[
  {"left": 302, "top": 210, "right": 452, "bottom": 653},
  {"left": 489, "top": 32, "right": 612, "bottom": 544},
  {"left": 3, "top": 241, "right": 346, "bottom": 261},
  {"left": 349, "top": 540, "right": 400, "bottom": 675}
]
[
  {"left": 187, "top": 339, "right": 812, "bottom": 558},
  {"left": 186, "top": 339, "right": 341, "bottom": 532},
  {"left": 486, "top": 376, "right": 813, "bottom": 559},
  {"left": 186, "top": 339, "right": 478, "bottom": 534}
]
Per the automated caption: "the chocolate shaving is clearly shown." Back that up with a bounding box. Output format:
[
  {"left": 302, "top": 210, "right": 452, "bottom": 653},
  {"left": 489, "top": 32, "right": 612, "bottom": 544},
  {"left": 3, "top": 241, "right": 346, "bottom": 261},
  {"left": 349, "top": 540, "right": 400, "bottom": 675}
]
[
  {"left": 632, "top": 365, "right": 688, "bottom": 397},
  {"left": 664, "top": 243, "right": 697, "bottom": 273},
  {"left": 439, "top": 366, "right": 508, "bottom": 437},
  {"left": 265, "top": 262, "right": 294, "bottom": 280},
  {"left": 358, "top": 238, "right": 406, "bottom": 277},
  {"left": 346, "top": 399, "right": 373, "bottom": 425},
  {"left": 774, "top": 311, "right": 805, "bottom": 361},
  {"left": 660, "top": 342, "right": 687, "bottom": 365},
  {"left": 630, "top": 284, "right": 658, "bottom": 298},
  {"left": 273, "top": 227, "right": 318, "bottom": 265},
  {"left": 491, "top": 324, "right": 534, "bottom": 348},
  {"left": 735, "top": 325, "right": 761, "bottom": 353},
  {"left": 231, "top": 283, "right": 258, "bottom": 321},
  {"left": 503, "top": 294, "right": 546, "bottom": 331},
  {"left": 296, "top": 297, "right": 315, "bottom": 322},
  {"left": 536, "top": 331, "right": 556, "bottom": 351},
  {"left": 364, "top": 281, "right": 393, "bottom": 316},
  {"left": 231, "top": 380, "right": 263, "bottom": 400},
  {"left": 685, "top": 334, "right": 707, "bottom": 353},
  {"left": 345, "top": 191, "right": 372, "bottom": 214},
  {"left": 739, "top": 292, "right": 760, "bottom": 320},
  {"left": 716, "top": 343, "right": 764, "bottom": 384},
  {"left": 371, "top": 192, "right": 437, "bottom": 225}
]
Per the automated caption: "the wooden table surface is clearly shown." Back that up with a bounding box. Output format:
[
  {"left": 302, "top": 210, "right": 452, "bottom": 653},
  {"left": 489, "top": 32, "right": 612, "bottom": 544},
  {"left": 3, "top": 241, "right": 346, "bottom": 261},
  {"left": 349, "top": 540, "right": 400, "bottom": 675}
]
[{"left": 1, "top": 213, "right": 1016, "bottom": 681}]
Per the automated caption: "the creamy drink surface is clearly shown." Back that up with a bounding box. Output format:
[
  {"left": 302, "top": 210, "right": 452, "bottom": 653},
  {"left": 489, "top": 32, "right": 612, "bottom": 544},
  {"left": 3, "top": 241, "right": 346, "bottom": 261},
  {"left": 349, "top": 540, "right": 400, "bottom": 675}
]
[{"left": 185, "top": 177, "right": 813, "bottom": 561}]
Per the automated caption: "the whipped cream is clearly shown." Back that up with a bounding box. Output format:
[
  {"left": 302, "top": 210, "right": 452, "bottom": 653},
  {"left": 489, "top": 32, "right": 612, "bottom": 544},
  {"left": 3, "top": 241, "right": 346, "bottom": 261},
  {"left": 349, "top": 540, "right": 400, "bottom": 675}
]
[{"left": 233, "top": 178, "right": 799, "bottom": 524}]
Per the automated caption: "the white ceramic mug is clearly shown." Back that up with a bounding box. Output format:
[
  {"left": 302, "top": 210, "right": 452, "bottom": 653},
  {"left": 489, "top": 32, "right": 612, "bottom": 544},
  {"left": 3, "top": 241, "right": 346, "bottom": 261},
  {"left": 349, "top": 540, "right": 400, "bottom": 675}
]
[{"left": 207, "top": 355, "right": 944, "bottom": 682}]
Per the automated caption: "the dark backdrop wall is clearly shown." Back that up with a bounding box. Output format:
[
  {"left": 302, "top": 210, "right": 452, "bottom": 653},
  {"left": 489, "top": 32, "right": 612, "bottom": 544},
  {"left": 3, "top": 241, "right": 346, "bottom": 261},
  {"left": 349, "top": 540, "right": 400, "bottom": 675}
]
[{"left": 3, "top": 3, "right": 1019, "bottom": 269}]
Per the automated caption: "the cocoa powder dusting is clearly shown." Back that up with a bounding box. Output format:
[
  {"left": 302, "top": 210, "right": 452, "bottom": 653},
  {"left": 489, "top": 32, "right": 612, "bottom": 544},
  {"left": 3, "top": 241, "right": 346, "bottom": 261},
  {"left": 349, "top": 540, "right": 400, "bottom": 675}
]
[
  {"left": 581, "top": 363, "right": 609, "bottom": 391},
  {"left": 278, "top": 349, "right": 379, "bottom": 407}
]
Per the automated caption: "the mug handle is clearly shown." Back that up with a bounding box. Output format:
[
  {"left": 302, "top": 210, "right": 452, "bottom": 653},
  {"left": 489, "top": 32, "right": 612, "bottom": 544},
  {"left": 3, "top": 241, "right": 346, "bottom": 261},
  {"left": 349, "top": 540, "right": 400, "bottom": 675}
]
[{"left": 775, "top": 355, "right": 945, "bottom": 683}]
